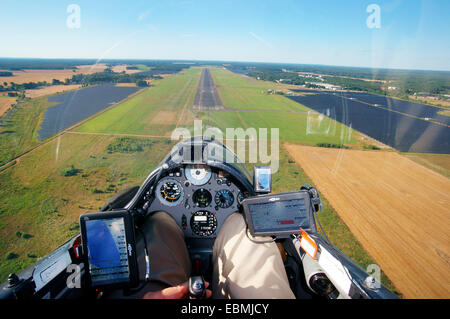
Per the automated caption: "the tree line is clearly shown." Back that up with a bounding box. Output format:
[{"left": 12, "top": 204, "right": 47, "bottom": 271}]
[
  {"left": 240, "top": 64, "right": 450, "bottom": 96},
  {"left": 0, "top": 69, "right": 156, "bottom": 93}
]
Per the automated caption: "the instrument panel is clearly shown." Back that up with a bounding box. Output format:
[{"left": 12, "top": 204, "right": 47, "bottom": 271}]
[
  {"left": 185, "top": 164, "right": 212, "bottom": 186},
  {"left": 150, "top": 165, "right": 249, "bottom": 238},
  {"left": 156, "top": 179, "right": 184, "bottom": 206}
]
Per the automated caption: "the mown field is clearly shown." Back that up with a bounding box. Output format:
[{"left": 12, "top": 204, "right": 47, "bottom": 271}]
[
  {"left": 0, "top": 96, "right": 58, "bottom": 166},
  {"left": 0, "top": 66, "right": 399, "bottom": 294},
  {"left": 199, "top": 68, "right": 361, "bottom": 147},
  {"left": 212, "top": 68, "right": 307, "bottom": 111},
  {"left": 76, "top": 67, "right": 201, "bottom": 136}
]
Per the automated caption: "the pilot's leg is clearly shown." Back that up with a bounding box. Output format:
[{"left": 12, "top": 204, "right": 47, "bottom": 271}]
[
  {"left": 140, "top": 211, "right": 192, "bottom": 289},
  {"left": 108, "top": 211, "right": 191, "bottom": 298},
  {"left": 212, "top": 212, "right": 295, "bottom": 299}
]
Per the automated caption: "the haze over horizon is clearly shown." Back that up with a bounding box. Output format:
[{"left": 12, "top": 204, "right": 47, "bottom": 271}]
[
  {"left": 0, "top": 0, "right": 449, "bottom": 71},
  {"left": 2, "top": 56, "right": 450, "bottom": 73}
]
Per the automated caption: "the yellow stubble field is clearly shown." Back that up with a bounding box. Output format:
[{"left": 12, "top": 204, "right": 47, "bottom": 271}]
[
  {"left": 0, "top": 64, "right": 107, "bottom": 84},
  {"left": 284, "top": 143, "right": 450, "bottom": 299}
]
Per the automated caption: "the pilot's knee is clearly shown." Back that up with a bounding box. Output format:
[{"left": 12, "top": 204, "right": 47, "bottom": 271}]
[
  {"left": 151, "top": 210, "right": 175, "bottom": 222},
  {"left": 220, "top": 212, "right": 246, "bottom": 234},
  {"left": 143, "top": 211, "right": 180, "bottom": 233},
  {"left": 224, "top": 211, "right": 245, "bottom": 225}
]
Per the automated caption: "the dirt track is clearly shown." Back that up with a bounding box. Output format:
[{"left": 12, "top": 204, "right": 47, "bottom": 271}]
[{"left": 284, "top": 144, "right": 450, "bottom": 298}]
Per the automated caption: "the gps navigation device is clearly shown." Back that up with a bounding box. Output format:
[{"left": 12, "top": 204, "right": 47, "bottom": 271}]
[
  {"left": 242, "top": 191, "right": 315, "bottom": 238},
  {"left": 253, "top": 166, "right": 272, "bottom": 193},
  {"left": 80, "top": 210, "right": 139, "bottom": 289}
]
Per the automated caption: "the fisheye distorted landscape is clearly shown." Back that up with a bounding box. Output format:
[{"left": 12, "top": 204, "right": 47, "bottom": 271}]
[{"left": 0, "top": 0, "right": 449, "bottom": 300}]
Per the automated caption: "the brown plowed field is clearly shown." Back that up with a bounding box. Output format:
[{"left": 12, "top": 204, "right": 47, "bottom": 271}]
[{"left": 284, "top": 143, "right": 450, "bottom": 299}]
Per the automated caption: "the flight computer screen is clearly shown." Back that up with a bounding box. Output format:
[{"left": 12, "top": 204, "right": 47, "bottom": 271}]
[
  {"left": 248, "top": 198, "right": 310, "bottom": 233},
  {"left": 85, "top": 217, "right": 130, "bottom": 286}
]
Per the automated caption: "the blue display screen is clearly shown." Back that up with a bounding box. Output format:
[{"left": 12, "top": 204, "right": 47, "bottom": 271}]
[
  {"left": 85, "top": 217, "right": 130, "bottom": 286},
  {"left": 256, "top": 168, "right": 271, "bottom": 192}
]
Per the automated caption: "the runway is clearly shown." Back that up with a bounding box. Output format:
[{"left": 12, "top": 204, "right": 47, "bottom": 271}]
[{"left": 193, "top": 68, "right": 224, "bottom": 110}]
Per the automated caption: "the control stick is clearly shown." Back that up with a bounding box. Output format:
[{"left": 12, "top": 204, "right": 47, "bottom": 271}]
[{"left": 188, "top": 275, "right": 206, "bottom": 299}]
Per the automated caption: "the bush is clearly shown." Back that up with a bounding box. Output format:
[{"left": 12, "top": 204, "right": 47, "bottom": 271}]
[
  {"left": 105, "top": 183, "right": 116, "bottom": 192},
  {"left": 68, "top": 223, "right": 80, "bottom": 231},
  {"left": 364, "top": 144, "right": 380, "bottom": 150},
  {"left": 316, "top": 143, "right": 349, "bottom": 149},
  {"left": 6, "top": 252, "right": 19, "bottom": 260},
  {"left": 22, "top": 233, "right": 33, "bottom": 239},
  {"left": 136, "top": 79, "right": 149, "bottom": 87},
  {"left": 106, "top": 137, "right": 153, "bottom": 154},
  {"left": 60, "top": 165, "right": 81, "bottom": 177}
]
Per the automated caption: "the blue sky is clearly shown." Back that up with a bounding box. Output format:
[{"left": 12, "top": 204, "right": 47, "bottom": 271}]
[{"left": 1, "top": 0, "right": 449, "bottom": 70}]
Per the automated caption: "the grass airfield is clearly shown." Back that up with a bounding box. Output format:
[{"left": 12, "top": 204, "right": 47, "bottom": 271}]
[
  {"left": 76, "top": 67, "right": 201, "bottom": 135},
  {"left": 0, "top": 66, "right": 400, "bottom": 294}
]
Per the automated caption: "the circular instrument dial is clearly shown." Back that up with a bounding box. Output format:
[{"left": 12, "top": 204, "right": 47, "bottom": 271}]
[
  {"left": 185, "top": 164, "right": 212, "bottom": 186},
  {"left": 237, "top": 191, "right": 249, "bottom": 205},
  {"left": 193, "top": 188, "right": 212, "bottom": 208},
  {"left": 157, "top": 179, "right": 183, "bottom": 206},
  {"left": 214, "top": 189, "right": 234, "bottom": 209},
  {"left": 190, "top": 210, "right": 217, "bottom": 237}
]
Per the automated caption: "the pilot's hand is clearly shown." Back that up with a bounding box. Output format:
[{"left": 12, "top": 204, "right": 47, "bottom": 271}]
[{"left": 142, "top": 280, "right": 212, "bottom": 299}]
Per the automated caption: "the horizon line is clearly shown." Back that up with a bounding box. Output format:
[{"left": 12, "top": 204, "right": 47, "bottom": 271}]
[{"left": 0, "top": 56, "right": 449, "bottom": 73}]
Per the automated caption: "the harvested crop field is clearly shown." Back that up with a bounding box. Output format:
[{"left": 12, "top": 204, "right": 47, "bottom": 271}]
[
  {"left": 115, "top": 83, "right": 137, "bottom": 87},
  {"left": 25, "top": 84, "right": 82, "bottom": 98},
  {"left": 0, "top": 64, "right": 107, "bottom": 84},
  {"left": 0, "top": 97, "right": 16, "bottom": 117},
  {"left": 284, "top": 143, "right": 450, "bottom": 299},
  {"left": 111, "top": 65, "right": 141, "bottom": 74}
]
